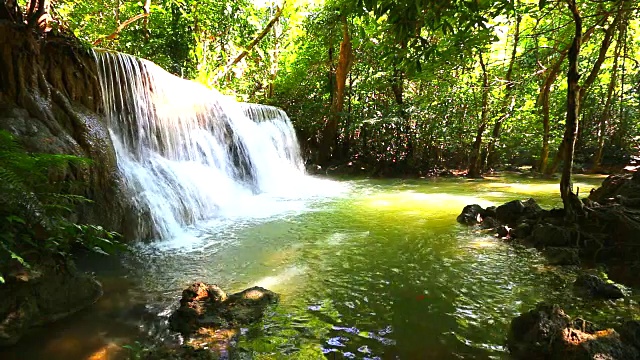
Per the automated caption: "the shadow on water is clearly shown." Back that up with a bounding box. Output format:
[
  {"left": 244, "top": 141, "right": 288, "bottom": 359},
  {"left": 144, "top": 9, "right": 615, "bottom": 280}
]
[{"left": 1, "top": 173, "right": 637, "bottom": 360}]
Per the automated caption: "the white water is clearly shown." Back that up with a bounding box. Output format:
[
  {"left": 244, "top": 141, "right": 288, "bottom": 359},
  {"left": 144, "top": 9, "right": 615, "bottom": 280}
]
[{"left": 94, "top": 51, "right": 340, "bottom": 240}]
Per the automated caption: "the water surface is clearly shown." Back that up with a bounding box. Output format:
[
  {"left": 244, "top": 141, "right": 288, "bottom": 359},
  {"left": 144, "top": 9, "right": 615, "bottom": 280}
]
[{"left": 2, "top": 174, "right": 637, "bottom": 360}]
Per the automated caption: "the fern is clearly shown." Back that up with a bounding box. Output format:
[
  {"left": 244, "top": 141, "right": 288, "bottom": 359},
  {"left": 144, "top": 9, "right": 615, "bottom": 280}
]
[{"left": 0, "top": 130, "right": 123, "bottom": 283}]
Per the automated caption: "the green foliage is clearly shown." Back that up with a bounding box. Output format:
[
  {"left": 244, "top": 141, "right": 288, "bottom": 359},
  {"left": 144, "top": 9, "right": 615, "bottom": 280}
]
[
  {"left": 0, "top": 131, "right": 123, "bottom": 282},
  {"left": 48, "top": 0, "right": 640, "bottom": 173}
]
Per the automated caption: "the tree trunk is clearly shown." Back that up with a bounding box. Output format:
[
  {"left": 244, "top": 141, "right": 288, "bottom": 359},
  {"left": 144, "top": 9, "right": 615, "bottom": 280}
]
[
  {"left": 468, "top": 50, "right": 489, "bottom": 178},
  {"left": 27, "top": 0, "right": 49, "bottom": 31},
  {"left": 319, "top": 16, "right": 353, "bottom": 165},
  {"left": 267, "top": 12, "right": 281, "bottom": 98},
  {"left": 545, "top": 6, "right": 622, "bottom": 176},
  {"left": 143, "top": 0, "right": 151, "bottom": 40},
  {"left": 561, "top": 0, "right": 584, "bottom": 219},
  {"left": 486, "top": 11, "right": 520, "bottom": 170}
]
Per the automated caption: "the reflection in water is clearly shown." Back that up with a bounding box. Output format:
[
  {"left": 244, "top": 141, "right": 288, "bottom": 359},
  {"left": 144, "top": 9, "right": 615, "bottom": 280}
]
[{"left": 0, "top": 174, "right": 635, "bottom": 360}]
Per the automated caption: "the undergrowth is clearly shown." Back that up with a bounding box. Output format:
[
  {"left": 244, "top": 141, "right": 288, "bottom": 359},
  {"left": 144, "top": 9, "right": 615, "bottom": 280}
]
[{"left": 0, "top": 130, "right": 123, "bottom": 283}]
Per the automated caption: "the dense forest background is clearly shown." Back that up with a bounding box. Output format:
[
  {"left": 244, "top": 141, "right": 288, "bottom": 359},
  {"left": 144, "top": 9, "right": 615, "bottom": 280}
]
[{"left": 40, "top": 0, "right": 640, "bottom": 176}]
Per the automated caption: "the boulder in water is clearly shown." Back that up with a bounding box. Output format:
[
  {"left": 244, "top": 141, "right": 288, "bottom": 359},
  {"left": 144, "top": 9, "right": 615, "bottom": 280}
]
[
  {"left": 480, "top": 216, "right": 500, "bottom": 230},
  {"left": 495, "top": 200, "right": 526, "bottom": 224},
  {"left": 530, "top": 224, "right": 573, "bottom": 248},
  {"left": 496, "top": 199, "right": 542, "bottom": 225},
  {"left": 496, "top": 225, "right": 512, "bottom": 238},
  {"left": 545, "top": 247, "right": 581, "bottom": 266},
  {"left": 457, "top": 204, "right": 486, "bottom": 225},
  {"left": 574, "top": 274, "right": 624, "bottom": 300},
  {"left": 507, "top": 303, "right": 639, "bottom": 359},
  {"left": 512, "top": 222, "right": 532, "bottom": 239},
  {"left": 168, "top": 282, "right": 279, "bottom": 337}
]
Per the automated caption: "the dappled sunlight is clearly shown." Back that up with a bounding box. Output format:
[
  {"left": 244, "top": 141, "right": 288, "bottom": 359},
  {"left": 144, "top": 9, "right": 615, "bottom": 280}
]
[
  {"left": 360, "top": 192, "right": 495, "bottom": 218},
  {"left": 466, "top": 239, "right": 500, "bottom": 249},
  {"left": 86, "top": 342, "right": 122, "bottom": 360},
  {"left": 250, "top": 265, "right": 306, "bottom": 294}
]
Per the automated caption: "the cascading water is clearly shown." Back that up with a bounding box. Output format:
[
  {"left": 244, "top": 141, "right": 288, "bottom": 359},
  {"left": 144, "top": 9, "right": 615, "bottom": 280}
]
[{"left": 93, "top": 51, "right": 316, "bottom": 239}]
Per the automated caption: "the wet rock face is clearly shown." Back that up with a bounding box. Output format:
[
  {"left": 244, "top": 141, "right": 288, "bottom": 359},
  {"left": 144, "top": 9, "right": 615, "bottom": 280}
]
[
  {"left": 508, "top": 303, "right": 639, "bottom": 360},
  {"left": 169, "top": 282, "right": 279, "bottom": 337},
  {"left": 574, "top": 274, "right": 624, "bottom": 300}
]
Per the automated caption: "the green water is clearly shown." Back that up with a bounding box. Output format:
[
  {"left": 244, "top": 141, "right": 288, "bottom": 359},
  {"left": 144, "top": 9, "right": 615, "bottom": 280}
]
[{"left": 1, "top": 174, "right": 637, "bottom": 360}]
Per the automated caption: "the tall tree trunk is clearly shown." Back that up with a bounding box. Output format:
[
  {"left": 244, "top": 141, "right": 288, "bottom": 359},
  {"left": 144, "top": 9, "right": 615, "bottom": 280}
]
[
  {"left": 468, "top": 50, "right": 489, "bottom": 178},
  {"left": 391, "top": 68, "right": 413, "bottom": 168},
  {"left": 319, "top": 16, "right": 353, "bottom": 165},
  {"left": 267, "top": 10, "right": 281, "bottom": 98},
  {"left": 592, "top": 25, "right": 623, "bottom": 170},
  {"left": 143, "top": 0, "right": 151, "bottom": 40},
  {"left": 545, "top": 5, "right": 622, "bottom": 175},
  {"left": 486, "top": 11, "right": 520, "bottom": 170},
  {"left": 561, "top": 0, "right": 584, "bottom": 218}
]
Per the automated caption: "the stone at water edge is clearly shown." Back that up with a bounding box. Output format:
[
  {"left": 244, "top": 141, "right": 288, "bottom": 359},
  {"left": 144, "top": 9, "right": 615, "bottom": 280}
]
[
  {"left": 456, "top": 204, "right": 486, "bottom": 225},
  {"left": 530, "top": 224, "right": 573, "bottom": 248},
  {"left": 496, "top": 225, "right": 512, "bottom": 238},
  {"left": 507, "top": 303, "right": 639, "bottom": 360},
  {"left": 480, "top": 216, "right": 500, "bottom": 229},
  {"left": 168, "top": 282, "right": 279, "bottom": 337},
  {"left": 495, "top": 198, "right": 542, "bottom": 225},
  {"left": 511, "top": 222, "right": 532, "bottom": 239},
  {"left": 544, "top": 247, "right": 581, "bottom": 266},
  {"left": 574, "top": 274, "right": 625, "bottom": 300}
]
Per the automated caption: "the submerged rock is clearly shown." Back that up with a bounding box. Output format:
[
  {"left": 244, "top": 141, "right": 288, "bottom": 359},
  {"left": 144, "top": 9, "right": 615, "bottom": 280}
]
[
  {"left": 168, "top": 282, "right": 279, "bottom": 337},
  {"left": 0, "top": 259, "right": 102, "bottom": 346},
  {"left": 507, "top": 303, "right": 639, "bottom": 360},
  {"left": 573, "top": 274, "right": 624, "bottom": 300}
]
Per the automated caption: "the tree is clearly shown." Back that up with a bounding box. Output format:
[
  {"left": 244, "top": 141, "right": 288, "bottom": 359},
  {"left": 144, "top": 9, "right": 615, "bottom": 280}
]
[{"left": 560, "top": 0, "right": 584, "bottom": 218}]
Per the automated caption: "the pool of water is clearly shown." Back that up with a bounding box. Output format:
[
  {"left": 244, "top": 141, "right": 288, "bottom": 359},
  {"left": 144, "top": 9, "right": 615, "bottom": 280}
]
[{"left": 2, "top": 174, "right": 638, "bottom": 360}]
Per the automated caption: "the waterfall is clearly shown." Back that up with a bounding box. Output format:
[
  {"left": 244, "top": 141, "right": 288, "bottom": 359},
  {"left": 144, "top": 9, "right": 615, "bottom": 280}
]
[{"left": 93, "top": 51, "right": 308, "bottom": 239}]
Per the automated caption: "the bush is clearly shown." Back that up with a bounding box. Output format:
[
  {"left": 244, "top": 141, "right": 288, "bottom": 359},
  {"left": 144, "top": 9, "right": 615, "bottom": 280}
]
[{"left": 0, "top": 130, "right": 123, "bottom": 283}]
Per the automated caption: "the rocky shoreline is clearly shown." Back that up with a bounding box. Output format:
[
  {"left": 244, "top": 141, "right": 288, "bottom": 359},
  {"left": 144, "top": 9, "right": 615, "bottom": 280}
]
[{"left": 458, "top": 172, "right": 640, "bottom": 359}]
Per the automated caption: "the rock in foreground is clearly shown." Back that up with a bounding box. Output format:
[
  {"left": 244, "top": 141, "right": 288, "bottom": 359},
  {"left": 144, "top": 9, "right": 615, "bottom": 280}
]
[
  {"left": 507, "top": 303, "right": 639, "bottom": 360},
  {"left": 574, "top": 274, "right": 624, "bottom": 300},
  {"left": 168, "top": 282, "right": 279, "bottom": 337},
  {"left": 0, "top": 259, "right": 102, "bottom": 346}
]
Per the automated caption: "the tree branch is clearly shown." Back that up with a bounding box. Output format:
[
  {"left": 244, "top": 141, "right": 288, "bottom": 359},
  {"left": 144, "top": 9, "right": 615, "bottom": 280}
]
[
  {"left": 215, "top": 2, "right": 285, "bottom": 82},
  {"left": 93, "top": 13, "right": 149, "bottom": 46}
]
